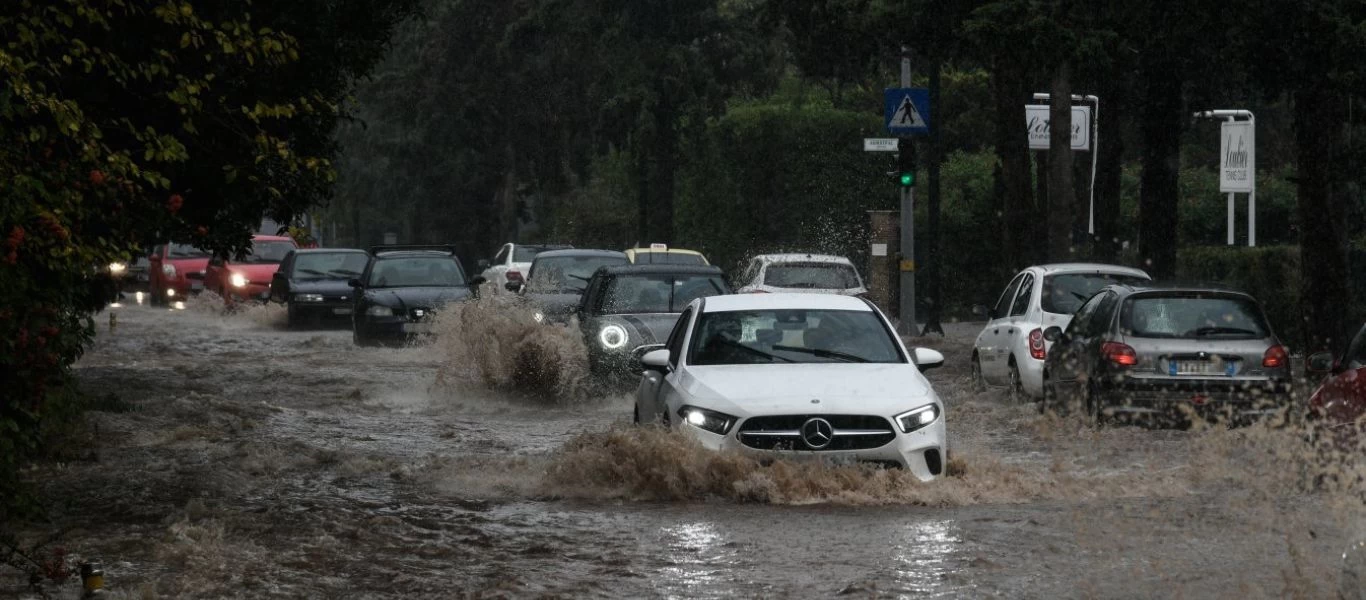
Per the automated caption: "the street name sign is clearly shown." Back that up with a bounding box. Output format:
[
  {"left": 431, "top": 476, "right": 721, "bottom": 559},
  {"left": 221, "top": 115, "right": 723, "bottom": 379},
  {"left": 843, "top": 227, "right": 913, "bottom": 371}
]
[{"left": 864, "top": 138, "right": 899, "bottom": 152}]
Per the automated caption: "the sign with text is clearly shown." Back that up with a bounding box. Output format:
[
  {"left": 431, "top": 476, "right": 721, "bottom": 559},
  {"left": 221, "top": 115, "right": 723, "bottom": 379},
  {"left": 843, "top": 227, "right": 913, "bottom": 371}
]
[
  {"left": 1025, "top": 105, "right": 1092, "bottom": 151},
  {"left": 1219, "top": 121, "right": 1254, "bottom": 193},
  {"left": 863, "top": 138, "right": 899, "bottom": 152}
]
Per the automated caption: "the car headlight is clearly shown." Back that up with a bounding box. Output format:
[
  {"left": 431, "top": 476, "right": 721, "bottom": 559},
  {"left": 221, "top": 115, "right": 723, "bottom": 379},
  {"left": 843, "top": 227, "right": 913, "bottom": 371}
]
[
  {"left": 894, "top": 404, "right": 940, "bottom": 433},
  {"left": 598, "top": 324, "right": 628, "bottom": 350},
  {"left": 677, "top": 406, "right": 736, "bottom": 435},
  {"left": 294, "top": 293, "right": 324, "bottom": 302},
  {"left": 533, "top": 311, "right": 545, "bottom": 323},
  {"left": 229, "top": 272, "right": 248, "bottom": 288},
  {"left": 161, "top": 264, "right": 177, "bottom": 277},
  {"left": 108, "top": 262, "right": 126, "bottom": 275},
  {"left": 366, "top": 305, "right": 396, "bottom": 317}
]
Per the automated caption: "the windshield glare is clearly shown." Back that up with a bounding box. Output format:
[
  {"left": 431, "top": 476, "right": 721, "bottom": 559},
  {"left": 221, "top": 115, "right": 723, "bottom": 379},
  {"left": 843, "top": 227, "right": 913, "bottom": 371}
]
[
  {"left": 1042, "top": 273, "right": 1147, "bottom": 314},
  {"left": 239, "top": 241, "right": 297, "bottom": 264},
  {"left": 602, "top": 274, "right": 727, "bottom": 314},
  {"left": 527, "top": 256, "right": 626, "bottom": 293},
  {"left": 688, "top": 309, "right": 902, "bottom": 365},
  {"left": 1121, "top": 295, "right": 1270, "bottom": 339},
  {"left": 168, "top": 243, "right": 211, "bottom": 259},
  {"left": 367, "top": 257, "right": 466, "bottom": 287},
  {"left": 293, "top": 253, "right": 369, "bottom": 281},
  {"left": 765, "top": 263, "right": 861, "bottom": 289}
]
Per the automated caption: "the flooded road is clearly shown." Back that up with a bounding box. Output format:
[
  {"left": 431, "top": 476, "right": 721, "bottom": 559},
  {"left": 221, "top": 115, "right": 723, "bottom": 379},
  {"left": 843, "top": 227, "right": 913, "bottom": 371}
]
[{"left": 5, "top": 300, "right": 1362, "bottom": 598}]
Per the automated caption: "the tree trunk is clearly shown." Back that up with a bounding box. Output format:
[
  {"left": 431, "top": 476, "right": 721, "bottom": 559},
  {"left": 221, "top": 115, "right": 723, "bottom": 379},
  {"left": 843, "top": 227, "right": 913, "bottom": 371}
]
[
  {"left": 1047, "top": 62, "right": 1076, "bottom": 261},
  {"left": 1092, "top": 83, "right": 1125, "bottom": 261},
  {"left": 991, "top": 64, "right": 1033, "bottom": 271},
  {"left": 923, "top": 57, "right": 943, "bottom": 332},
  {"left": 1137, "top": 63, "right": 1182, "bottom": 279},
  {"left": 646, "top": 105, "right": 678, "bottom": 244},
  {"left": 1294, "top": 85, "right": 1352, "bottom": 352}
]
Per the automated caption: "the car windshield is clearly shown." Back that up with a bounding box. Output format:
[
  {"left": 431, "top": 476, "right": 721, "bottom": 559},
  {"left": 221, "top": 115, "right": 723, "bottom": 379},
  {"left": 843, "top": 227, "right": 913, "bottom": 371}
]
[
  {"left": 293, "top": 253, "right": 369, "bottom": 281},
  {"left": 633, "top": 251, "right": 705, "bottom": 265},
  {"left": 1042, "top": 273, "right": 1147, "bottom": 314},
  {"left": 168, "top": 243, "right": 211, "bottom": 259},
  {"left": 764, "top": 262, "right": 861, "bottom": 289},
  {"left": 513, "top": 245, "right": 566, "bottom": 263},
  {"left": 527, "top": 255, "right": 627, "bottom": 293},
  {"left": 1121, "top": 295, "right": 1270, "bottom": 339},
  {"left": 367, "top": 256, "right": 466, "bottom": 287},
  {"left": 601, "top": 274, "right": 728, "bottom": 314},
  {"left": 238, "top": 240, "right": 296, "bottom": 264},
  {"left": 688, "top": 309, "right": 903, "bottom": 365}
]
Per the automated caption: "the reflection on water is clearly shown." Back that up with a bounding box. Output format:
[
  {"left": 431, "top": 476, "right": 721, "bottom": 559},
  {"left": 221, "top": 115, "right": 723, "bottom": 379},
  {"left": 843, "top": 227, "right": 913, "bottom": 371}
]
[
  {"left": 893, "top": 520, "right": 962, "bottom": 595},
  {"left": 656, "top": 521, "right": 735, "bottom": 598}
]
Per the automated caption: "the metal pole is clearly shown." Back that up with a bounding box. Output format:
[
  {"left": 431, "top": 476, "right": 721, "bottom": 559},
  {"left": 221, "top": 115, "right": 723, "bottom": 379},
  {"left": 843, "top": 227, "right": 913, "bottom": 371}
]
[
  {"left": 899, "top": 47, "right": 916, "bottom": 335},
  {"left": 1088, "top": 95, "right": 1098, "bottom": 235},
  {"left": 1248, "top": 113, "right": 1256, "bottom": 247},
  {"left": 1226, "top": 115, "right": 1236, "bottom": 246}
]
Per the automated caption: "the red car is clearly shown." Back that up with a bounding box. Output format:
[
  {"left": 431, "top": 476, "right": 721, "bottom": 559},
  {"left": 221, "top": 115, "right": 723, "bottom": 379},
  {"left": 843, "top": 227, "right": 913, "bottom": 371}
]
[
  {"left": 1307, "top": 323, "right": 1366, "bottom": 444},
  {"left": 148, "top": 242, "right": 213, "bottom": 305},
  {"left": 204, "top": 235, "right": 299, "bottom": 304}
]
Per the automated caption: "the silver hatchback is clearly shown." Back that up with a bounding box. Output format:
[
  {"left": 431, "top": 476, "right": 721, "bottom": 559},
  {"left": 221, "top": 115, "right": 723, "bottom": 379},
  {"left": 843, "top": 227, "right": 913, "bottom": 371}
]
[{"left": 1041, "top": 284, "right": 1292, "bottom": 425}]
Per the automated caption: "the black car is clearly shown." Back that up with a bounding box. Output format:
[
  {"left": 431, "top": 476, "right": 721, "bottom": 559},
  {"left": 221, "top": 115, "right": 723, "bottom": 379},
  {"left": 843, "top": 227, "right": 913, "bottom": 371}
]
[
  {"left": 516, "top": 249, "right": 629, "bottom": 323},
  {"left": 1041, "top": 283, "right": 1292, "bottom": 425},
  {"left": 350, "top": 246, "right": 485, "bottom": 346},
  {"left": 269, "top": 248, "right": 370, "bottom": 328},
  {"left": 577, "top": 264, "right": 731, "bottom": 375}
]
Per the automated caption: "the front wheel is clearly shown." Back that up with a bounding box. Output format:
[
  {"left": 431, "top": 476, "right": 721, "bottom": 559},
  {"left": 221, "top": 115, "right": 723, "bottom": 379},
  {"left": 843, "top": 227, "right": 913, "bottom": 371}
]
[{"left": 969, "top": 354, "right": 986, "bottom": 392}]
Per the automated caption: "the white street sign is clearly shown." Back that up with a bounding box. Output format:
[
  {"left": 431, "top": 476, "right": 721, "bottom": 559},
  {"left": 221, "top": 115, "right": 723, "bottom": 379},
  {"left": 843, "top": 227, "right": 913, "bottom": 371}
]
[
  {"left": 863, "top": 138, "right": 899, "bottom": 152},
  {"left": 1025, "top": 105, "right": 1092, "bottom": 151},
  {"left": 1219, "top": 121, "right": 1254, "bottom": 193}
]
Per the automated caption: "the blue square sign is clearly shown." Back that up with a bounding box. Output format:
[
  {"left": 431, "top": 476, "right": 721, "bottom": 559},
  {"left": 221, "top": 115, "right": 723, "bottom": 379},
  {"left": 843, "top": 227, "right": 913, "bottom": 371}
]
[{"left": 885, "top": 88, "right": 930, "bottom": 135}]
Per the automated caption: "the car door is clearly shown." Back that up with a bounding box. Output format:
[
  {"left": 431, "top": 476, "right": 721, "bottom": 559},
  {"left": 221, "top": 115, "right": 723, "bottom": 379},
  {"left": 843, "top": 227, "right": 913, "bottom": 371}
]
[
  {"left": 484, "top": 244, "right": 511, "bottom": 291},
  {"left": 1049, "top": 291, "right": 1111, "bottom": 400},
  {"left": 641, "top": 306, "right": 693, "bottom": 423},
  {"left": 656, "top": 307, "right": 697, "bottom": 425},
  {"left": 270, "top": 251, "right": 295, "bottom": 303},
  {"left": 979, "top": 273, "right": 1024, "bottom": 382},
  {"left": 1000, "top": 273, "right": 1036, "bottom": 368}
]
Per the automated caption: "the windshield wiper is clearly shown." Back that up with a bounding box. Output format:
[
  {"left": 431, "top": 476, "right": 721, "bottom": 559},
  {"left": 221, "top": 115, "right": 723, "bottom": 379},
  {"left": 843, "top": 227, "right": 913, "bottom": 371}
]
[
  {"left": 714, "top": 339, "right": 794, "bottom": 363},
  {"left": 297, "top": 268, "right": 328, "bottom": 276},
  {"left": 1189, "top": 326, "right": 1258, "bottom": 337},
  {"left": 771, "top": 344, "right": 870, "bottom": 363}
]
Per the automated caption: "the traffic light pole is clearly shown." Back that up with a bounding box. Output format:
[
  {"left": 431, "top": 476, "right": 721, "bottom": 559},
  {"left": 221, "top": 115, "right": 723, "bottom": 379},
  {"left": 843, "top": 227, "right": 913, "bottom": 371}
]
[{"left": 898, "top": 47, "right": 916, "bottom": 336}]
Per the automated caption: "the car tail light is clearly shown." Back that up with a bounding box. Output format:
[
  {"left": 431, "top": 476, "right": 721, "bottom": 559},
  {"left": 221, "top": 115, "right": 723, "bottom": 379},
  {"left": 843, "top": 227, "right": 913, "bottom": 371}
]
[
  {"left": 1262, "top": 345, "right": 1288, "bottom": 368},
  {"left": 1028, "top": 328, "right": 1046, "bottom": 360},
  {"left": 506, "top": 270, "right": 524, "bottom": 283},
  {"left": 1102, "top": 342, "right": 1137, "bottom": 367}
]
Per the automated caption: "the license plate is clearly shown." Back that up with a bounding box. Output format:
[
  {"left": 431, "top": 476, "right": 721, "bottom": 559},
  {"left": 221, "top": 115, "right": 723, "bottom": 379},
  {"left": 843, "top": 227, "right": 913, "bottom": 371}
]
[
  {"left": 333, "top": 307, "right": 352, "bottom": 315},
  {"left": 190, "top": 281, "right": 204, "bottom": 291},
  {"left": 402, "top": 323, "right": 433, "bottom": 334},
  {"left": 1171, "top": 360, "right": 1216, "bottom": 375}
]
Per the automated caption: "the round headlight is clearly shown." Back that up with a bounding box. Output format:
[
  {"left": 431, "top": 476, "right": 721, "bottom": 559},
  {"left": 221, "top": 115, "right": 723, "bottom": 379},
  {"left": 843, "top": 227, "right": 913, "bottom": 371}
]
[
  {"left": 161, "top": 264, "right": 177, "bottom": 277},
  {"left": 598, "top": 324, "right": 628, "bottom": 349},
  {"left": 229, "top": 272, "right": 248, "bottom": 288}
]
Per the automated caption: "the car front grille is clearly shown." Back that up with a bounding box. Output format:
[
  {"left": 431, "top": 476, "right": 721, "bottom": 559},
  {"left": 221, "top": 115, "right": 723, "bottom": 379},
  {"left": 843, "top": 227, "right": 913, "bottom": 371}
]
[{"left": 737, "top": 414, "right": 896, "bottom": 451}]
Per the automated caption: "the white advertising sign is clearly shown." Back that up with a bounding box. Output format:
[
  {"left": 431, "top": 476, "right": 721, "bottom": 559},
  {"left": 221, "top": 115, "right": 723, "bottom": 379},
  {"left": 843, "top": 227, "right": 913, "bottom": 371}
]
[
  {"left": 1219, "top": 121, "right": 1254, "bottom": 193},
  {"left": 1025, "top": 105, "right": 1092, "bottom": 151}
]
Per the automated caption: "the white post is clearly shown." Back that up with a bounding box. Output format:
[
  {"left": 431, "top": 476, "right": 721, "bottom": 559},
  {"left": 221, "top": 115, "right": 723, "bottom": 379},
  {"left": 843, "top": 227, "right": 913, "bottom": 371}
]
[
  {"left": 1247, "top": 114, "right": 1256, "bottom": 247},
  {"left": 1227, "top": 193, "right": 1235, "bottom": 245},
  {"left": 1088, "top": 95, "right": 1098, "bottom": 235}
]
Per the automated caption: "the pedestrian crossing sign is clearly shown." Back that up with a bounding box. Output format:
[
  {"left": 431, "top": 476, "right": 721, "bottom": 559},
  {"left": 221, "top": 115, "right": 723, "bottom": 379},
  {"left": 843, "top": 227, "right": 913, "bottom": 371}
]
[{"left": 884, "top": 88, "right": 930, "bottom": 135}]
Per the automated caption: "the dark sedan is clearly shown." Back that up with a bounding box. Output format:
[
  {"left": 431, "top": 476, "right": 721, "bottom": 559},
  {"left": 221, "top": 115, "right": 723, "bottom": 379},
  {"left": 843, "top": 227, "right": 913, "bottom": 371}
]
[
  {"left": 516, "top": 249, "right": 629, "bottom": 324},
  {"left": 270, "top": 248, "right": 370, "bottom": 328},
  {"left": 577, "top": 264, "right": 730, "bottom": 376},
  {"left": 1041, "top": 283, "right": 1292, "bottom": 426},
  {"left": 350, "top": 246, "right": 485, "bottom": 346}
]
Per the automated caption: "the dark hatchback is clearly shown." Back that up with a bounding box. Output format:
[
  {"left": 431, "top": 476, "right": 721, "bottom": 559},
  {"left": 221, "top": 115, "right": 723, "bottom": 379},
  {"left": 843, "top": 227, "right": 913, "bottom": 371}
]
[
  {"left": 270, "top": 248, "right": 369, "bottom": 328},
  {"left": 577, "top": 264, "right": 730, "bottom": 374},
  {"left": 350, "top": 246, "right": 485, "bottom": 346},
  {"left": 1041, "top": 283, "right": 1291, "bottom": 425},
  {"left": 516, "top": 249, "right": 629, "bottom": 324}
]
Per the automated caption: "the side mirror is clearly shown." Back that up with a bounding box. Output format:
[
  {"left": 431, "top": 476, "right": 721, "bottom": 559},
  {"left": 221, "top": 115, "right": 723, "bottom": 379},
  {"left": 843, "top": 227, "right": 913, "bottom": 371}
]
[
  {"left": 971, "top": 304, "right": 989, "bottom": 318},
  {"left": 1307, "top": 351, "right": 1335, "bottom": 374},
  {"left": 348, "top": 278, "right": 362, "bottom": 289},
  {"left": 1042, "top": 326, "right": 1064, "bottom": 343},
  {"left": 477, "top": 259, "right": 491, "bottom": 270},
  {"left": 640, "top": 348, "right": 670, "bottom": 372},
  {"left": 468, "top": 275, "right": 487, "bottom": 287},
  {"left": 912, "top": 347, "right": 944, "bottom": 371}
]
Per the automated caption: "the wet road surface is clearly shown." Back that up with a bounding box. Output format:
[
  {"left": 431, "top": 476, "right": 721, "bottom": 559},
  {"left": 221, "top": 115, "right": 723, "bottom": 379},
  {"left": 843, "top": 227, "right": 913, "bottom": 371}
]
[{"left": 3, "top": 299, "right": 1362, "bottom": 598}]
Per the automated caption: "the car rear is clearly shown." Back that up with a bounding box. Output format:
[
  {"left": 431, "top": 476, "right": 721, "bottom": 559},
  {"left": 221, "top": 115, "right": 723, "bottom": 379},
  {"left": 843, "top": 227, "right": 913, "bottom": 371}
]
[
  {"left": 753, "top": 256, "right": 867, "bottom": 296},
  {"left": 1095, "top": 289, "right": 1291, "bottom": 424}
]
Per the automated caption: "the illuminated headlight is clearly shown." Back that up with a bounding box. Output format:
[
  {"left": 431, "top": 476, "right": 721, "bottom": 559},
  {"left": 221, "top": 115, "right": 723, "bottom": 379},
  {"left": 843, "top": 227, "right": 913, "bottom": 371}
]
[
  {"left": 108, "top": 262, "right": 126, "bottom": 274},
  {"left": 533, "top": 311, "right": 545, "bottom": 323},
  {"left": 165, "top": 288, "right": 176, "bottom": 298},
  {"left": 894, "top": 404, "right": 940, "bottom": 433},
  {"left": 677, "top": 406, "right": 736, "bottom": 435},
  {"left": 366, "top": 305, "right": 396, "bottom": 317},
  {"left": 598, "top": 324, "right": 628, "bottom": 350},
  {"left": 229, "top": 272, "right": 248, "bottom": 288},
  {"left": 294, "top": 293, "right": 324, "bottom": 303},
  {"left": 161, "top": 264, "right": 177, "bottom": 277}
]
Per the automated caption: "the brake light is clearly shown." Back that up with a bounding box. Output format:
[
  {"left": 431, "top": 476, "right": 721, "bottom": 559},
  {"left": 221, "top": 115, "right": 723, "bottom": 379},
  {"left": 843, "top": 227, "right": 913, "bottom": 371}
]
[
  {"left": 1028, "top": 328, "right": 1046, "bottom": 360},
  {"left": 1102, "top": 342, "right": 1137, "bottom": 366},
  {"left": 1262, "top": 345, "right": 1288, "bottom": 368},
  {"left": 506, "top": 270, "right": 524, "bottom": 283}
]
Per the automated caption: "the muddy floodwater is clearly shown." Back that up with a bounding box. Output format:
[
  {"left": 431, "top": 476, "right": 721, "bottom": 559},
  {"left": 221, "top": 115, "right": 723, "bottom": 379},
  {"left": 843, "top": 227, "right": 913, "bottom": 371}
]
[{"left": 4, "top": 299, "right": 1363, "bottom": 598}]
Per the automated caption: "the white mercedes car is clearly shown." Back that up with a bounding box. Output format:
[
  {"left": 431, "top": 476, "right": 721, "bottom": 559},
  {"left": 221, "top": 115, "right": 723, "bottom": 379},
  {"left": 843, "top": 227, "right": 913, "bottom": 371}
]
[{"left": 633, "top": 293, "right": 948, "bottom": 481}]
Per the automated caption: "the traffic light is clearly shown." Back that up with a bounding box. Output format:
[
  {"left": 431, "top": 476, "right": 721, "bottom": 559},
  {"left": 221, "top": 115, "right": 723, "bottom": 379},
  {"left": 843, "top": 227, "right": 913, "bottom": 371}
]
[{"left": 896, "top": 138, "right": 916, "bottom": 187}]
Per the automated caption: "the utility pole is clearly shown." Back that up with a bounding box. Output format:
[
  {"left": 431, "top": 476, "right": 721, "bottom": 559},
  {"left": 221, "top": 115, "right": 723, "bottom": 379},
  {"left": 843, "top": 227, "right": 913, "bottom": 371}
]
[
  {"left": 921, "top": 55, "right": 944, "bottom": 337},
  {"left": 898, "top": 46, "right": 916, "bottom": 335}
]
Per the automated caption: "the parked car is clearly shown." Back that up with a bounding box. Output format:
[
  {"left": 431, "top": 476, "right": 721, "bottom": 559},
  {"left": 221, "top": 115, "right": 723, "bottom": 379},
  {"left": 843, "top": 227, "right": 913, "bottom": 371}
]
[
  {"left": 633, "top": 293, "right": 948, "bottom": 480},
  {"left": 515, "top": 249, "right": 628, "bottom": 324},
  {"left": 148, "top": 242, "right": 213, "bottom": 305},
  {"left": 350, "top": 246, "right": 485, "bottom": 346},
  {"left": 1040, "top": 283, "right": 1292, "bottom": 425},
  {"left": 734, "top": 253, "right": 868, "bottom": 296},
  {"left": 576, "top": 264, "right": 730, "bottom": 375},
  {"left": 1306, "top": 322, "right": 1366, "bottom": 444},
  {"left": 478, "top": 243, "right": 572, "bottom": 295},
  {"left": 269, "top": 248, "right": 370, "bottom": 328},
  {"left": 623, "top": 244, "right": 709, "bottom": 265},
  {"left": 972, "top": 263, "right": 1151, "bottom": 401},
  {"left": 203, "top": 235, "right": 299, "bottom": 304}
]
